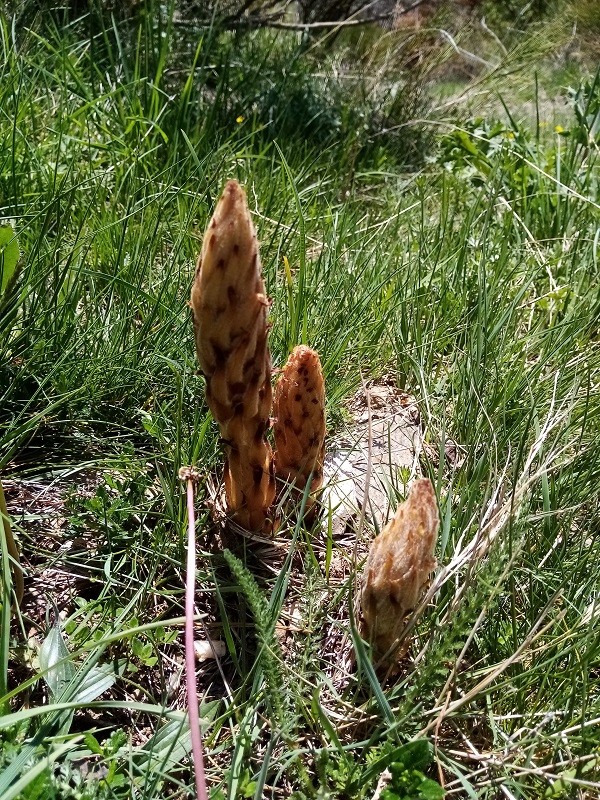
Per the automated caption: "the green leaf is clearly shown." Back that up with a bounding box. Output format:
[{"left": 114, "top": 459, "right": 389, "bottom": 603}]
[
  {"left": 0, "top": 700, "right": 211, "bottom": 731},
  {"left": 39, "top": 621, "right": 76, "bottom": 700},
  {"left": 393, "top": 740, "right": 433, "bottom": 772},
  {"left": 136, "top": 715, "right": 191, "bottom": 770},
  {"left": 311, "top": 686, "right": 343, "bottom": 750},
  {"left": 83, "top": 732, "right": 104, "bottom": 755},
  {"left": 454, "top": 130, "right": 481, "bottom": 157},
  {"left": 74, "top": 663, "right": 116, "bottom": 704},
  {"left": 418, "top": 777, "right": 445, "bottom": 800},
  {"left": 139, "top": 409, "right": 161, "bottom": 439},
  {"left": 0, "top": 225, "right": 20, "bottom": 297}
]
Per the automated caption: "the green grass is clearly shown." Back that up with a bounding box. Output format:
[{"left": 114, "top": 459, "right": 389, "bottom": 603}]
[{"left": 1, "top": 2, "right": 600, "bottom": 798}]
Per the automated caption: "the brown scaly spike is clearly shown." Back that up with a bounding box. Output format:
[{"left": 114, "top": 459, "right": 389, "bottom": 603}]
[
  {"left": 273, "top": 345, "right": 326, "bottom": 512},
  {"left": 361, "top": 478, "right": 439, "bottom": 664},
  {"left": 190, "top": 180, "right": 275, "bottom": 532}
]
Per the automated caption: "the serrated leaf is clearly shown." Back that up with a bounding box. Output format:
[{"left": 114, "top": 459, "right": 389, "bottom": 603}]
[
  {"left": 39, "top": 622, "right": 76, "bottom": 699},
  {"left": 0, "top": 225, "right": 20, "bottom": 297}
]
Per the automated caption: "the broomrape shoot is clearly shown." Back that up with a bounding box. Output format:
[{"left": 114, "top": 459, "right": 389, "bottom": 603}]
[{"left": 0, "top": 2, "right": 599, "bottom": 799}]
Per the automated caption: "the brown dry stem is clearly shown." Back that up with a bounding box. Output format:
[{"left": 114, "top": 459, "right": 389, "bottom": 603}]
[
  {"left": 273, "top": 345, "right": 326, "bottom": 510},
  {"left": 190, "top": 180, "right": 275, "bottom": 532},
  {"left": 361, "top": 478, "right": 439, "bottom": 663}
]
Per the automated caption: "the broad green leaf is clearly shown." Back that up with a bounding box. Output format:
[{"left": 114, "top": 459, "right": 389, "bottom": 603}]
[
  {"left": 74, "top": 663, "right": 116, "bottom": 704},
  {"left": 136, "top": 715, "right": 191, "bottom": 770},
  {"left": 135, "top": 702, "right": 218, "bottom": 770},
  {"left": 0, "top": 225, "right": 19, "bottom": 297},
  {"left": 39, "top": 621, "right": 76, "bottom": 699}
]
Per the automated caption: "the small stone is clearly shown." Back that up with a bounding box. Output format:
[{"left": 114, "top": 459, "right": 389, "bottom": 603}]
[{"left": 194, "top": 639, "right": 227, "bottom": 661}]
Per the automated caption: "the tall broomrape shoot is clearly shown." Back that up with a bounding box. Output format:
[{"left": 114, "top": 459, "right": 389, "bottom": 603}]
[
  {"left": 361, "top": 478, "right": 439, "bottom": 663},
  {"left": 273, "top": 345, "right": 326, "bottom": 508},
  {"left": 190, "top": 180, "right": 275, "bottom": 531}
]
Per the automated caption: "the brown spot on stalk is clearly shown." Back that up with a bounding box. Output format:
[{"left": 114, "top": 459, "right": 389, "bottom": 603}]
[
  {"left": 230, "top": 382, "right": 245, "bottom": 396},
  {"left": 210, "top": 341, "right": 230, "bottom": 368}
]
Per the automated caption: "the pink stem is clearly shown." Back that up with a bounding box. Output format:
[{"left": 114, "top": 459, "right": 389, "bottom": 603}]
[{"left": 185, "top": 477, "right": 209, "bottom": 800}]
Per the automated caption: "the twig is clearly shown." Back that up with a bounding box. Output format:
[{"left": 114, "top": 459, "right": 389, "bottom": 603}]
[{"left": 179, "top": 467, "right": 208, "bottom": 800}]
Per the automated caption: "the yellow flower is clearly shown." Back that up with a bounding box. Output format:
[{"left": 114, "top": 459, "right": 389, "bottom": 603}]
[
  {"left": 555, "top": 124, "right": 564, "bottom": 133},
  {"left": 236, "top": 115, "right": 244, "bottom": 124}
]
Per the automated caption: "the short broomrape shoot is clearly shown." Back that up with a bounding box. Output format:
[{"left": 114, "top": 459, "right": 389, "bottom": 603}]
[
  {"left": 190, "top": 180, "right": 275, "bottom": 532},
  {"left": 273, "top": 345, "right": 326, "bottom": 509},
  {"left": 361, "top": 478, "right": 439, "bottom": 663}
]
